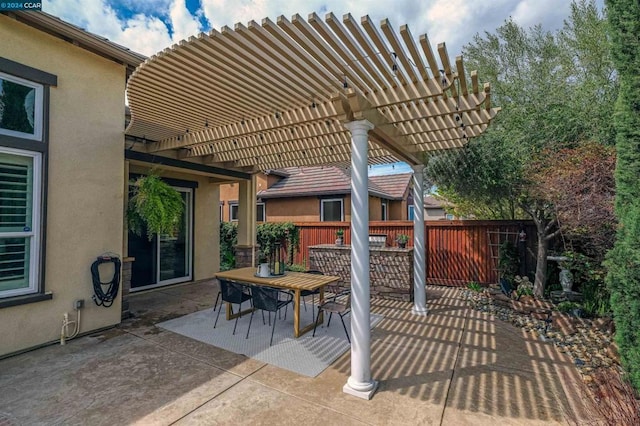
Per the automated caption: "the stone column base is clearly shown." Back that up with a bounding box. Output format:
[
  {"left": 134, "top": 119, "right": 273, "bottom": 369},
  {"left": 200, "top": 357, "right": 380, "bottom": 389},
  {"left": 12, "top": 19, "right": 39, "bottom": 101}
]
[
  {"left": 234, "top": 245, "right": 259, "bottom": 268},
  {"left": 343, "top": 380, "right": 379, "bottom": 400},
  {"left": 121, "top": 257, "right": 134, "bottom": 320}
]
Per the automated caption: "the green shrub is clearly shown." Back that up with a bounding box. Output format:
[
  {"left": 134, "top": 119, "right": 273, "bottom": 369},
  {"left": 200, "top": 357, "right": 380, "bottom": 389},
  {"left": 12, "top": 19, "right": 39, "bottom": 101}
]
[
  {"left": 219, "top": 222, "right": 237, "bottom": 271},
  {"left": 498, "top": 240, "right": 519, "bottom": 282},
  {"left": 606, "top": 0, "right": 640, "bottom": 393},
  {"left": 256, "top": 222, "right": 299, "bottom": 263},
  {"left": 219, "top": 222, "right": 300, "bottom": 270},
  {"left": 514, "top": 275, "right": 534, "bottom": 298},
  {"left": 285, "top": 263, "right": 307, "bottom": 272},
  {"left": 556, "top": 301, "right": 581, "bottom": 313},
  {"left": 467, "top": 281, "right": 483, "bottom": 292}
]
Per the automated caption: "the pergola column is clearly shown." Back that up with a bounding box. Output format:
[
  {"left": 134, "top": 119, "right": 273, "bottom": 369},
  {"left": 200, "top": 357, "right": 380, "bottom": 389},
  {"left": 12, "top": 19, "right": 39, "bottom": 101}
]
[
  {"left": 342, "top": 119, "right": 378, "bottom": 400},
  {"left": 235, "top": 174, "right": 258, "bottom": 267},
  {"left": 411, "top": 165, "right": 428, "bottom": 316}
]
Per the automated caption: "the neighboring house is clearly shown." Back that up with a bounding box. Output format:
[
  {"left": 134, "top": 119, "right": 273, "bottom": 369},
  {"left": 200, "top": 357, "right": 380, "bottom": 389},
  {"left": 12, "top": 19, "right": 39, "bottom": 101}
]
[
  {"left": 220, "top": 167, "right": 413, "bottom": 222},
  {"left": 422, "top": 195, "right": 455, "bottom": 220},
  {"left": 219, "top": 170, "right": 285, "bottom": 222},
  {"left": 0, "top": 11, "right": 144, "bottom": 356}
]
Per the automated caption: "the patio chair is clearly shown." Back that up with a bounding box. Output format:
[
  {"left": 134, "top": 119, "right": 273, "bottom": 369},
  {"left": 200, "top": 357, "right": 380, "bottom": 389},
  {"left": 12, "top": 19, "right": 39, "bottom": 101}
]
[
  {"left": 214, "top": 279, "right": 253, "bottom": 335},
  {"left": 212, "top": 285, "right": 221, "bottom": 312},
  {"left": 313, "top": 284, "right": 351, "bottom": 343},
  {"left": 246, "top": 286, "right": 293, "bottom": 346},
  {"left": 301, "top": 270, "right": 324, "bottom": 322}
]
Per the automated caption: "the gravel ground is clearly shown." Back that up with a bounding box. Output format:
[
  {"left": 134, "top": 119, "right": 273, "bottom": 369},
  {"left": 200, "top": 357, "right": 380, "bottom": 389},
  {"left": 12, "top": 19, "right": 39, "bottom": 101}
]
[{"left": 459, "top": 288, "right": 620, "bottom": 384}]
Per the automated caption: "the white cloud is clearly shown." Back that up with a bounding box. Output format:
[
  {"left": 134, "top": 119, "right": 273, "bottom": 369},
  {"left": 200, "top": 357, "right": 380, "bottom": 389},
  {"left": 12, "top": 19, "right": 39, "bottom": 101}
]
[
  {"left": 42, "top": 0, "right": 607, "bottom": 58},
  {"left": 43, "top": 0, "right": 201, "bottom": 56},
  {"left": 168, "top": 0, "right": 203, "bottom": 42},
  {"left": 511, "top": 0, "right": 571, "bottom": 30}
]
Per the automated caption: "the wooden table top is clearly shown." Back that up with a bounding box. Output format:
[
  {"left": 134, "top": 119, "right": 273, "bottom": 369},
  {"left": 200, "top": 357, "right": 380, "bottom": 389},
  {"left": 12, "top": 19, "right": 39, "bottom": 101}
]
[{"left": 215, "top": 267, "right": 339, "bottom": 291}]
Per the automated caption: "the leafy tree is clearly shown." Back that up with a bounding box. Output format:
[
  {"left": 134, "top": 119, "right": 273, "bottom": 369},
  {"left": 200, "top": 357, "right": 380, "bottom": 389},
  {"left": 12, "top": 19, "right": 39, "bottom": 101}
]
[
  {"left": 425, "top": 0, "right": 617, "bottom": 298},
  {"left": 530, "top": 143, "right": 616, "bottom": 262},
  {"left": 604, "top": 0, "right": 640, "bottom": 392}
]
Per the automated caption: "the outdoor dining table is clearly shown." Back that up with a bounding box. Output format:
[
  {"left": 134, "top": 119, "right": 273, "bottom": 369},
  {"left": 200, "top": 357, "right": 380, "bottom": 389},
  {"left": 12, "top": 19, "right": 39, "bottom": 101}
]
[{"left": 214, "top": 267, "right": 340, "bottom": 338}]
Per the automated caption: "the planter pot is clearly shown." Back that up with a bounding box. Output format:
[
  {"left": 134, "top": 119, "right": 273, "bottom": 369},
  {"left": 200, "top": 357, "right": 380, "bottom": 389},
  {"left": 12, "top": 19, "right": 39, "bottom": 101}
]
[
  {"left": 335, "top": 237, "right": 343, "bottom": 246},
  {"left": 398, "top": 242, "right": 407, "bottom": 249}
]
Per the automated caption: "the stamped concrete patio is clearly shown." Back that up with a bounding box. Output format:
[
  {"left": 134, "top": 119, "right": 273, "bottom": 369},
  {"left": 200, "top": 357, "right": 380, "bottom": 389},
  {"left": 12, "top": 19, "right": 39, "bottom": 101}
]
[{"left": 0, "top": 281, "right": 601, "bottom": 425}]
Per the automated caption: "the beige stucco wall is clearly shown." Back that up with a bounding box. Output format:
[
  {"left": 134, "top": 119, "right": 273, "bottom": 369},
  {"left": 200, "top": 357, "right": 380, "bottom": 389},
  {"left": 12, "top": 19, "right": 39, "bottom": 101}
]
[
  {"left": 265, "top": 195, "right": 353, "bottom": 222},
  {"left": 425, "top": 207, "right": 447, "bottom": 219},
  {"left": 266, "top": 197, "right": 320, "bottom": 222},
  {"left": 389, "top": 200, "right": 405, "bottom": 220},
  {"left": 0, "top": 16, "right": 126, "bottom": 356},
  {"left": 219, "top": 174, "right": 267, "bottom": 222}
]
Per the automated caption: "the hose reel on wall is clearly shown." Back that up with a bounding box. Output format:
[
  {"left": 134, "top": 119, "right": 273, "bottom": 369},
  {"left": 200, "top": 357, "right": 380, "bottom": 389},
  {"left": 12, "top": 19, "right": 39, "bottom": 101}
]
[{"left": 91, "top": 254, "right": 121, "bottom": 307}]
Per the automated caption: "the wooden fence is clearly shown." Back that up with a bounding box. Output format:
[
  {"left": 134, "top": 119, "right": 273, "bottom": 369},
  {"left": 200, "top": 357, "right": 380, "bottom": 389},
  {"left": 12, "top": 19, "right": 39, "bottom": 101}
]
[{"left": 291, "top": 221, "right": 537, "bottom": 286}]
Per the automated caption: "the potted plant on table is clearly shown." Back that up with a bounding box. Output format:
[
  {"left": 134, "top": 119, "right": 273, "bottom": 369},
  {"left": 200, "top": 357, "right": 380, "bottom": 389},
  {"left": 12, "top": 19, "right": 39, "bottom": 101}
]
[
  {"left": 335, "top": 228, "right": 344, "bottom": 246},
  {"left": 396, "top": 234, "right": 409, "bottom": 249}
]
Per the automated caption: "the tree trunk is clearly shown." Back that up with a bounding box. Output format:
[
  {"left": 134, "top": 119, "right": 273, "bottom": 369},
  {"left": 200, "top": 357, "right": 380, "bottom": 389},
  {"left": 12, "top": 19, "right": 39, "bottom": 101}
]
[{"left": 533, "top": 233, "right": 548, "bottom": 298}]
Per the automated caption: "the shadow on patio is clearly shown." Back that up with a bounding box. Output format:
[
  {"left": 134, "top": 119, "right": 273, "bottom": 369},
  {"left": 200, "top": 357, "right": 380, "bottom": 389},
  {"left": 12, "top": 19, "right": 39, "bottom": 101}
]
[{"left": 0, "top": 281, "right": 600, "bottom": 425}]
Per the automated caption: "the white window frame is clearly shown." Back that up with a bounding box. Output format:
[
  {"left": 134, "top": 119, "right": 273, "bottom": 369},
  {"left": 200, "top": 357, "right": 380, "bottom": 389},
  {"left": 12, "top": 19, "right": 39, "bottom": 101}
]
[
  {"left": 320, "top": 198, "right": 344, "bottom": 222},
  {"left": 381, "top": 201, "right": 388, "bottom": 221},
  {"left": 0, "top": 146, "right": 42, "bottom": 298},
  {"left": 257, "top": 202, "right": 265, "bottom": 222},
  {"left": 408, "top": 205, "right": 415, "bottom": 221},
  {"left": 229, "top": 202, "right": 239, "bottom": 221},
  {"left": 0, "top": 72, "right": 44, "bottom": 141},
  {"left": 219, "top": 203, "right": 224, "bottom": 222}
]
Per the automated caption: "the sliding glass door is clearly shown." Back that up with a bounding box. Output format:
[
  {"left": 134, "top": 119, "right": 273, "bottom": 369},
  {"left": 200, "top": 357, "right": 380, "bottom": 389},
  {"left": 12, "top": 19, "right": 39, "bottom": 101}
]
[{"left": 130, "top": 187, "right": 193, "bottom": 291}]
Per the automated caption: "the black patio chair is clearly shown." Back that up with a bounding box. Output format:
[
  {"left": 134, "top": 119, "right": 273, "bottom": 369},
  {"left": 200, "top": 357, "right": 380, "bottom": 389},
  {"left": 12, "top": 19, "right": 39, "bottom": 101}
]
[
  {"left": 300, "top": 270, "right": 324, "bottom": 322},
  {"left": 313, "top": 284, "right": 351, "bottom": 343},
  {"left": 212, "top": 286, "right": 221, "bottom": 312},
  {"left": 246, "top": 286, "right": 293, "bottom": 346},
  {"left": 214, "top": 279, "right": 253, "bottom": 335}
]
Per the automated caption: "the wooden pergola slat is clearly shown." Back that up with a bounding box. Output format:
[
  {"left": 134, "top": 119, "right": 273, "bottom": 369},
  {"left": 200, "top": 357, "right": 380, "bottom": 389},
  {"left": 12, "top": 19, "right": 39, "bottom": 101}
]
[{"left": 126, "top": 12, "right": 499, "bottom": 171}]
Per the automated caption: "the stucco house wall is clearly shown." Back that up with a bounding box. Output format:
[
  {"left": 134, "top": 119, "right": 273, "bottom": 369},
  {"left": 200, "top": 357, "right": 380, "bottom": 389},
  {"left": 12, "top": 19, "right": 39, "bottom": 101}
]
[
  {"left": 265, "top": 195, "right": 353, "bottom": 222},
  {"left": 0, "top": 15, "right": 128, "bottom": 356},
  {"left": 219, "top": 174, "right": 267, "bottom": 222},
  {"left": 369, "top": 196, "right": 382, "bottom": 221}
]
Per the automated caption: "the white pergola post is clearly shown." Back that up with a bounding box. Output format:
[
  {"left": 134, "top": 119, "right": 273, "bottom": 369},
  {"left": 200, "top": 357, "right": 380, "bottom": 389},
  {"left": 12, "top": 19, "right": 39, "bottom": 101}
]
[
  {"left": 412, "top": 165, "right": 428, "bottom": 316},
  {"left": 342, "top": 119, "right": 378, "bottom": 400}
]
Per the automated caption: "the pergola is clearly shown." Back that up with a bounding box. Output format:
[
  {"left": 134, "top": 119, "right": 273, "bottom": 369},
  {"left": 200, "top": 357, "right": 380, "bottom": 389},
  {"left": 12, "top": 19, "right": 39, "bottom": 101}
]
[{"left": 125, "top": 12, "right": 499, "bottom": 400}]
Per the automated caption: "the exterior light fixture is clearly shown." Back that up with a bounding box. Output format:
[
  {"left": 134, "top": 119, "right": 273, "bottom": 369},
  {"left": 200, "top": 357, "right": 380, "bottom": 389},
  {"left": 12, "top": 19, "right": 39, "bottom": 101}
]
[{"left": 519, "top": 229, "right": 527, "bottom": 242}]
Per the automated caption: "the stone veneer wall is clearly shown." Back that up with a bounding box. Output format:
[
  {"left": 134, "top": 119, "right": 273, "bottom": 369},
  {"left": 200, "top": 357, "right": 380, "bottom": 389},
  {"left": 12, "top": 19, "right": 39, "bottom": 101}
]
[
  {"left": 121, "top": 257, "right": 134, "bottom": 319},
  {"left": 234, "top": 245, "right": 259, "bottom": 268},
  {"left": 308, "top": 244, "right": 414, "bottom": 301}
]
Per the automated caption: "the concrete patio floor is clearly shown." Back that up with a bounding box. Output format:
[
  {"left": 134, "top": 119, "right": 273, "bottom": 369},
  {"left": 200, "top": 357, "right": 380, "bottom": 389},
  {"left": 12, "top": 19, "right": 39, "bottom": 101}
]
[{"left": 0, "top": 281, "right": 601, "bottom": 425}]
